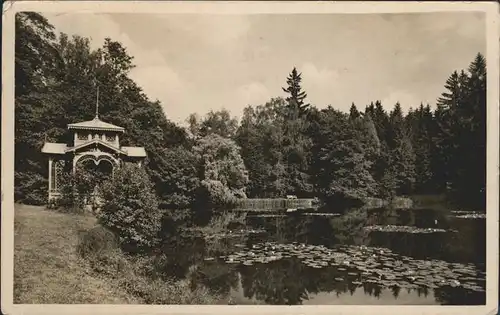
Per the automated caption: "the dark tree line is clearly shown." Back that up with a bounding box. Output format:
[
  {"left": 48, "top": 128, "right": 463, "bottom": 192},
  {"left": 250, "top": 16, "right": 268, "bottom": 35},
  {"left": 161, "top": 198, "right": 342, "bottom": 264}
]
[
  {"left": 15, "top": 13, "right": 486, "bottom": 211},
  {"left": 236, "top": 56, "right": 486, "bottom": 211}
]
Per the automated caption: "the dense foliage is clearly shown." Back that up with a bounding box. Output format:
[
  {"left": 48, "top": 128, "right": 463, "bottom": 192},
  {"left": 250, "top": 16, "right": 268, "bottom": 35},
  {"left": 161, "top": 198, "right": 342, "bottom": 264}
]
[
  {"left": 98, "top": 163, "right": 163, "bottom": 252},
  {"left": 15, "top": 13, "right": 487, "bottom": 211},
  {"left": 55, "top": 168, "right": 96, "bottom": 212},
  {"left": 193, "top": 134, "right": 249, "bottom": 208}
]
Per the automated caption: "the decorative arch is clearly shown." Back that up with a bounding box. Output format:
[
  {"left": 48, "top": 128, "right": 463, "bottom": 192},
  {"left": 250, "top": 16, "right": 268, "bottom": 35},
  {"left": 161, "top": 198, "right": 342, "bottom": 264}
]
[
  {"left": 73, "top": 152, "right": 120, "bottom": 173},
  {"left": 78, "top": 157, "right": 114, "bottom": 174},
  {"left": 74, "top": 154, "right": 117, "bottom": 189},
  {"left": 77, "top": 156, "right": 115, "bottom": 168}
]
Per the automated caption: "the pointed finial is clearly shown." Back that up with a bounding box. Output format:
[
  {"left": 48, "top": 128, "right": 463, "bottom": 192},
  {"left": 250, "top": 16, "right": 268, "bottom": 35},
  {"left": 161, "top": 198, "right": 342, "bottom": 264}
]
[{"left": 95, "top": 86, "right": 100, "bottom": 119}]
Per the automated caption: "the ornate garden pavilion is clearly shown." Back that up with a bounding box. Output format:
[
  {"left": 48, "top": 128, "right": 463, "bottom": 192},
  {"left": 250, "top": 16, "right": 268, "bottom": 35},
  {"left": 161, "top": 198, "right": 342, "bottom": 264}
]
[{"left": 41, "top": 101, "right": 147, "bottom": 202}]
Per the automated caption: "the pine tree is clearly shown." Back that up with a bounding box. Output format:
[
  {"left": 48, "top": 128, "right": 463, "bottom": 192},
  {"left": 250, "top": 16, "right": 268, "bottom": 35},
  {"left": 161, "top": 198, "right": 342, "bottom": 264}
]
[
  {"left": 280, "top": 68, "right": 313, "bottom": 197},
  {"left": 349, "top": 103, "right": 360, "bottom": 120},
  {"left": 387, "top": 102, "right": 416, "bottom": 195},
  {"left": 311, "top": 107, "right": 377, "bottom": 206},
  {"left": 407, "top": 104, "right": 434, "bottom": 193},
  {"left": 431, "top": 53, "right": 486, "bottom": 209},
  {"left": 349, "top": 108, "right": 381, "bottom": 184},
  {"left": 433, "top": 69, "right": 470, "bottom": 196},
  {"left": 457, "top": 53, "right": 486, "bottom": 209},
  {"left": 282, "top": 67, "right": 310, "bottom": 117},
  {"left": 365, "top": 101, "right": 392, "bottom": 196}
]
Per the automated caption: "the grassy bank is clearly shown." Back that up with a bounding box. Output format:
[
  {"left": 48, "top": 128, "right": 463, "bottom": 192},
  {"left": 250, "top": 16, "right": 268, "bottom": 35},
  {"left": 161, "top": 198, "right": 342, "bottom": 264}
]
[
  {"left": 13, "top": 204, "right": 221, "bottom": 304},
  {"left": 14, "top": 204, "right": 137, "bottom": 304}
]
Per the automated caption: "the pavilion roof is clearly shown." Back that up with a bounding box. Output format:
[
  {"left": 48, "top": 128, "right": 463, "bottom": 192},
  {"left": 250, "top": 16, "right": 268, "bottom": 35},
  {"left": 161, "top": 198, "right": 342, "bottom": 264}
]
[
  {"left": 65, "top": 139, "right": 127, "bottom": 155},
  {"left": 67, "top": 117, "right": 125, "bottom": 132},
  {"left": 122, "top": 146, "right": 147, "bottom": 158},
  {"left": 41, "top": 143, "right": 67, "bottom": 155},
  {"left": 41, "top": 141, "right": 146, "bottom": 158}
]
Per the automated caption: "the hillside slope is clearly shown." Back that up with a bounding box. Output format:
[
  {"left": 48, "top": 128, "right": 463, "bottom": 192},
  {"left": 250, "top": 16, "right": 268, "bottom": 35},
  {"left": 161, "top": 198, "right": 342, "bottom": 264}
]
[{"left": 13, "top": 204, "right": 139, "bottom": 304}]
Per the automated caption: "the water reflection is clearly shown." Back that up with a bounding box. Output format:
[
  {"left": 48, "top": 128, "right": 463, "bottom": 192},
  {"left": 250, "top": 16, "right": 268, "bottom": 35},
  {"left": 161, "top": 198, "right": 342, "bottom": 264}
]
[{"left": 159, "top": 207, "right": 486, "bottom": 305}]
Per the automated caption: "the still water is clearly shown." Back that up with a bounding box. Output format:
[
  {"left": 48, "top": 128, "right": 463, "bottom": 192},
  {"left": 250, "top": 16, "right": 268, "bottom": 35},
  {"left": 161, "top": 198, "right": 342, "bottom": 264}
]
[{"left": 160, "top": 207, "right": 486, "bottom": 305}]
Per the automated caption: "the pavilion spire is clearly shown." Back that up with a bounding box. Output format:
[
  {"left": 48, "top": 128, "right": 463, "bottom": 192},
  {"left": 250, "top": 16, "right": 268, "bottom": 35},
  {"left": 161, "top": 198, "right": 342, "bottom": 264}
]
[{"left": 95, "top": 86, "right": 100, "bottom": 119}]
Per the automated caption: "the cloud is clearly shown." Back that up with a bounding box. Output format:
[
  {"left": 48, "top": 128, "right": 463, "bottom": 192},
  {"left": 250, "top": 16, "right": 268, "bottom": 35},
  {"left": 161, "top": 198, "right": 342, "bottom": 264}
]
[
  {"left": 300, "top": 62, "right": 340, "bottom": 107},
  {"left": 236, "top": 82, "right": 271, "bottom": 109},
  {"left": 128, "top": 65, "right": 186, "bottom": 119},
  {"left": 43, "top": 12, "right": 485, "bottom": 123},
  {"left": 155, "top": 14, "right": 251, "bottom": 47},
  {"left": 301, "top": 62, "right": 339, "bottom": 84}
]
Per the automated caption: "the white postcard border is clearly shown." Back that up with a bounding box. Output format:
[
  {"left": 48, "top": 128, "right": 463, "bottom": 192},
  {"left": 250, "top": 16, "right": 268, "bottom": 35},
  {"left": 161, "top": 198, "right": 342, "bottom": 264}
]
[{"left": 2, "top": 2, "right": 498, "bottom": 315}]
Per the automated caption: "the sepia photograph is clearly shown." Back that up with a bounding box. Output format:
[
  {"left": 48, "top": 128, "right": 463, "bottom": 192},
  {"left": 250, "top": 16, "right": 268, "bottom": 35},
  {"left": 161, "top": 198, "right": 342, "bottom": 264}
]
[{"left": 2, "top": 1, "right": 499, "bottom": 314}]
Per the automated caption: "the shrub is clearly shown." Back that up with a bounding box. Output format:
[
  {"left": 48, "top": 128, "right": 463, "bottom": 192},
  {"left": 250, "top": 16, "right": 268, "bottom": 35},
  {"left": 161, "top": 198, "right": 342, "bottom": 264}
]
[
  {"left": 77, "top": 238, "right": 221, "bottom": 304},
  {"left": 97, "top": 163, "right": 163, "bottom": 253},
  {"left": 57, "top": 169, "right": 96, "bottom": 213},
  {"left": 14, "top": 171, "right": 47, "bottom": 205},
  {"left": 77, "top": 225, "right": 118, "bottom": 259}
]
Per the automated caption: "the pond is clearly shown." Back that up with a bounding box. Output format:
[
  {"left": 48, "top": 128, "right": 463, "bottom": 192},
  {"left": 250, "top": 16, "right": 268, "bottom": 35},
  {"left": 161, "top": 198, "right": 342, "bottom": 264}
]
[{"left": 159, "top": 207, "right": 486, "bottom": 305}]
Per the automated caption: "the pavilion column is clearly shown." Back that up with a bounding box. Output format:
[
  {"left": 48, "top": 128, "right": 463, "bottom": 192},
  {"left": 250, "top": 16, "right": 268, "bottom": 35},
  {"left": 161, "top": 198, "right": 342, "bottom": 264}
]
[
  {"left": 48, "top": 157, "right": 53, "bottom": 200},
  {"left": 72, "top": 155, "right": 78, "bottom": 174}
]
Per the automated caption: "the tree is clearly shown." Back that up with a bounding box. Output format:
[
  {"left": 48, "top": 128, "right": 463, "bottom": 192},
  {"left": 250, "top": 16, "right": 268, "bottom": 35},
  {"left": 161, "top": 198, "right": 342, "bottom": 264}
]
[
  {"left": 56, "top": 167, "right": 96, "bottom": 213},
  {"left": 280, "top": 68, "right": 314, "bottom": 196},
  {"left": 440, "top": 54, "right": 486, "bottom": 209},
  {"left": 282, "top": 67, "right": 310, "bottom": 117},
  {"left": 15, "top": 15, "right": 189, "bottom": 205},
  {"left": 310, "top": 107, "right": 377, "bottom": 207},
  {"left": 148, "top": 146, "right": 200, "bottom": 209},
  {"left": 15, "top": 12, "right": 58, "bottom": 96},
  {"left": 432, "top": 70, "right": 470, "bottom": 194},
  {"left": 236, "top": 102, "right": 286, "bottom": 197},
  {"left": 464, "top": 53, "right": 486, "bottom": 210},
  {"left": 387, "top": 102, "right": 416, "bottom": 195},
  {"left": 187, "top": 109, "right": 239, "bottom": 139},
  {"left": 193, "top": 134, "right": 249, "bottom": 208},
  {"left": 363, "top": 101, "right": 392, "bottom": 196},
  {"left": 349, "top": 110, "right": 381, "bottom": 169},
  {"left": 282, "top": 116, "right": 314, "bottom": 197},
  {"left": 432, "top": 54, "right": 486, "bottom": 210},
  {"left": 349, "top": 103, "right": 361, "bottom": 120},
  {"left": 15, "top": 12, "right": 59, "bottom": 204},
  {"left": 406, "top": 104, "right": 435, "bottom": 193},
  {"left": 98, "top": 163, "right": 163, "bottom": 253}
]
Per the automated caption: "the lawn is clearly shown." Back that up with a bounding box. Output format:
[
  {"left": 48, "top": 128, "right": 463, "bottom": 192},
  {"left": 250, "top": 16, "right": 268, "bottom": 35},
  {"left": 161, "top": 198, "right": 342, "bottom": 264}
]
[{"left": 13, "top": 204, "right": 138, "bottom": 304}]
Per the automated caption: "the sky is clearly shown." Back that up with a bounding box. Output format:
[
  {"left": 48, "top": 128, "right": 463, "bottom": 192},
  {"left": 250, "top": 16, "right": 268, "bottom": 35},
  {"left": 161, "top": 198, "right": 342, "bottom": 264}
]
[{"left": 43, "top": 12, "right": 486, "bottom": 124}]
